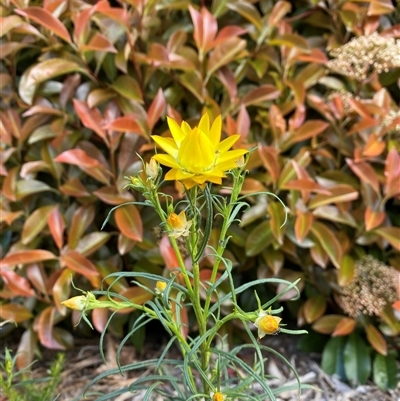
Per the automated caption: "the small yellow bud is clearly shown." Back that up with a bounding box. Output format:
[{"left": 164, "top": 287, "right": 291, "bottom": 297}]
[
  {"left": 166, "top": 210, "right": 192, "bottom": 238},
  {"left": 61, "top": 295, "right": 87, "bottom": 311},
  {"left": 145, "top": 158, "right": 159, "bottom": 180},
  {"left": 155, "top": 280, "right": 167, "bottom": 294},
  {"left": 212, "top": 392, "right": 226, "bottom": 401},
  {"left": 254, "top": 311, "right": 282, "bottom": 338}
]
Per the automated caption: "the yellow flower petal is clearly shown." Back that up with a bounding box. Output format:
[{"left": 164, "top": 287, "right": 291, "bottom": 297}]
[
  {"left": 165, "top": 169, "right": 195, "bottom": 181},
  {"left": 152, "top": 136, "right": 179, "bottom": 158},
  {"left": 209, "top": 114, "right": 222, "bottom": 149},
  {"left": 217, "top": 134, "right": 240, "bottom": 153},
  {"left": 167, "top": 117, "right": 186, "bottom": 146},
  {"left": 178, "top": 128, "right": 214, "bottom": 173},
  {"left": 198, "top": 112, "right": 210, "bottom": 136},
  {"left": 217, "top": 149, "right": 248, "bottom": 165},
  {"left": 181, "top": 120, "right": 192, "bottom": 136},
  {"left": 152, "top": 154, "right": 181, "bottom": 169}
]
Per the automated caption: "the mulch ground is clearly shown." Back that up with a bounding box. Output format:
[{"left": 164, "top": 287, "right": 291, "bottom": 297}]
[{"left": 8, "top": 333, "right": 398, "bottom": 401}]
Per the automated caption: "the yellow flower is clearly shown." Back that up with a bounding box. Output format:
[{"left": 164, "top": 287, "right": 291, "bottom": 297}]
[
  {"left": 166, "top": 210, "right": 192, "bottom": 238},
  {"left": 155, "top": 280, "right": 167, "bottom": 294},
  {"left": 212, "top": 392, "right": 226, "bottom": 401},
  {"left": 152, "top": 113, "right": 248, "bottom": 189},
  {"left": 254, "top": 311, "right": 282, "bottom": 338}
]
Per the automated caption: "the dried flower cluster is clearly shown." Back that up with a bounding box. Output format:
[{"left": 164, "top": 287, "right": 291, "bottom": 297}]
[
  {"left": 326, "top": 90, "right": 354, "bottom": 113},
  {"left": 340, "top": 256, "right": 397, "bottom": 318},
  {"left": 327, "top": 33, "right": 400, "bottom": 81}
]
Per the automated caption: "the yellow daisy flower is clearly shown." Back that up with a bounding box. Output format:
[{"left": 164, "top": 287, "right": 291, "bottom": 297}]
[
  {"left": 152, "top": 113, "right": 248, "bottom": 189},
  {"left": 254, "top": 311, "right": 282, "bottom": 338}
]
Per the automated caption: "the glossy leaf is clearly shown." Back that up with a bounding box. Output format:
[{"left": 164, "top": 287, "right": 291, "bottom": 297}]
[
  {"left": 114, "top": 204, "right": 143, "bottom": 241},
  {"left": 344, "top": 333, "right": 371, "bottom": 385},
  {"left": 284, "top": 120, "right": 329, "bottom": 147},
  {"left": 310, "top": 221, "right": 342, "bottom": 268},
  {"left": 338, "top": 254, "right": 355, "bottom": 286},
  {"left": 68, "top": 205, "right": 95, "bottom": 249},
  {"left": 52, "top": 267, "right": 72, "bottom": 314},
  {"left": 21, "top": 205, "right": 55, "bottom": 245},
  {"left": 269, "top": 1, "right": 292, "bottom": 27},
  {"left": 19, "top": 59, "right": 85, "bottom": 105},
  {"left": 245, "top": 221, "right": 274, "bottom": 257},
  {"left": 15, "top": 7, "right": 71, "bottom": 43},
  {"left": 366, "top": 324, "right": 387, "bottom": 356},
  {"left": 188, "top": 5, "right": 217, "bottom": 55},
  {"left": 242, "top": 85, "right": 280, "bottom": 107},
  {"left": 147, "top": 89, "right": 166, "bottom": 130},
  {"left": 312, "top": 314, "right": 343, "bottom": 335},
  {"left": 294, "top": 210, "right": 313, "bottom": 243},
  {"left": 75, "top": 232, "right": 111, "bottom": 257},
  {"left": 73, "top": 100, "right": 108, "bottom": 144},
  {"left": 308, "top": 185, "right": 359, "bottom": 209},
  {"left": 54, "top": 148, "right": 105, "bottom": 168},
  {"left": 374, "top": 226, "right": 400, "bottom": 251},
  {"left": 332, "top": 317, "right": 356, "bottom": 337},
  {"left": 373, "top": 354, "right": 398, "bottom": 391},
  {"left": 48, "top": 205, "right": 65, "bottom": 249},
  {"left": 346, "top": 159, "right": 380, "bottom": 194},
  {"left": 207, "top": 37, "right": 246, "bottom": 77},
  {"left": 321, "top": 336, "right": 346, "bottom": 380},
  {"left": 0, "top": 250, "right": 57, "bottom": 267},
  {"left": 111, "top": 75, "right": 143, "bottom": 103},
  {"left": 61, "top": 250, "right": 100, "bottom": 287},
  {"left": 303, "top": 295, "right": 327, "bottom": 324},
  {"left": 37, "top": 306, "right": 67, "bottom": 350}
]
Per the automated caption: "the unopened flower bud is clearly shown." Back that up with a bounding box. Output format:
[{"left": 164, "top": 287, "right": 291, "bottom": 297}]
[
  {"left": 61, "top": 295, "right": 87, "bottom": 311},
  {"left": 155, "top": 280, "right": 167, "bottom": 294},
  {"left": 145, "top": 158, "right": 159, "bottom": 180}
]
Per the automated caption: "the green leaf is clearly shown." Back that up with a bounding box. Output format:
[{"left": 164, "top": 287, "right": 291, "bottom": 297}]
[
  {"left": 344, "top": 332, "right": 371, "bottom": 385},
  {"left": 245, "top": 220, "right": 273, "bottom": 256},
  {"left": 19, "top": 58, "right": 86, "bottom": 105},
  {"left": 373, "top": 353, "right": 398, "bottom": 390},
  {"left": 310, "top": 221, "right": 342, "bottom": 268},
  {"left": 321, "top": 336, "right": 346, "bottom": 381},
  {"left": 111, "top": 75, "right": 143, "bottom": 103}
]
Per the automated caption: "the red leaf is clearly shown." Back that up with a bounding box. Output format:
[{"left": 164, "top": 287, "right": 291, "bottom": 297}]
[
  {"left": 68, "top": 205, "right": 95, "bottom": 249},
  {"left": 242, "top": 84, "right": 280, "bottom": 107},
  {"left": 295, "top": 210, "right": 313, "bottom": 243},
  {"left": 54, "top": 149, "right": 103, "bottom": 168},
  {"left": 332, "top": 317, "right": 356, "bottom": 337},
  {"left": 213, "top": 25, "right": 247, "bottom": 47},
  {"left": 384, "top": 148, "right": 400, "bottom": 198},
  {"left": 346, "top": 158, "right": 380, "bottom": 194},
  {"left": 73, "top": 99, "right": 108, "bottom": 144},
  {"left": 37, "top": 307, "right": 66, "bottom": 349},
  {"left": 188, "top": 5, "right": 217, "bottom": 55},
  {"left": 15, "top": 7, "right": 71, "bottom": 43},
  {"left": 0, "top": 270, "right": 35, "bottom": 297},
  {"left": 61, "top": 250, "right": 100, "bottom": 287},
  {"left": 285, "top": 120, "right": 329, "bottom": 146},
  {"left": 81, "top": 32, "right": 117, "bottom": 53},
  {"left": 48, "top": 205, "right": 65, "bottom": 249},
  {"left": 105, "top": 116, "right": 146, "bottom": 138},
  {"left": 310, "top": 222, "right": 342, "bottom": 268},
  {"left": 258, "top": 145, "right": 280, "bottom": 184},
  {"left": 364, "top": 206, "right": 385, "bottom": 231},
  {"left": 114, "top": 204, "right": 143, "bottom": 241},
  {"left": 159, "top": 236, "right": 180, "bottom": 271},
  {"left": 0, "top": 250, "right": 57, "bottom": 267},
  {"left": 366, "top": 324, "right": 387, "bottom": 355},
  {"left": 282, "top": 178, "right": 331, "bottom": 194},
  {"left": 147, "top": 89, "right": 166, "bottom": 130}
]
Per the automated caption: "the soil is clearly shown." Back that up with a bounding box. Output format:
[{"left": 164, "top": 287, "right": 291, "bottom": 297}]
[{"left": 4, "top": 332, "right": 400, "bottom": 401}]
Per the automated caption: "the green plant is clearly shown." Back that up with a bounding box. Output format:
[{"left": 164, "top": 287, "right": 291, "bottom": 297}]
[
  {"left": 0, "top": 347, "right": 64, "bottom": 401},
  {"left": 63, "top": 117, "right": 307, "bottom": 400},
  {"left": 1, "top": 0, "right": 399, "bottom": 389}
]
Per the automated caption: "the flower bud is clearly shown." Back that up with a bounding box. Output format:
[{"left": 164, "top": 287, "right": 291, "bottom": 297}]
[
  {"left": 166, "top": 210, "right": 192, "bottom": 238},
  {"left": 145, "top": 158, "right": 159, "bottom": 180},
  {"left": 155, "top": 280, "right": 167, "bottom": 294},
  {"left": 61, "top": 295, "right": 87, "bottom": 311},
  {"left": 254, "top": 311, "right": 282, "bottom": 338}
]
